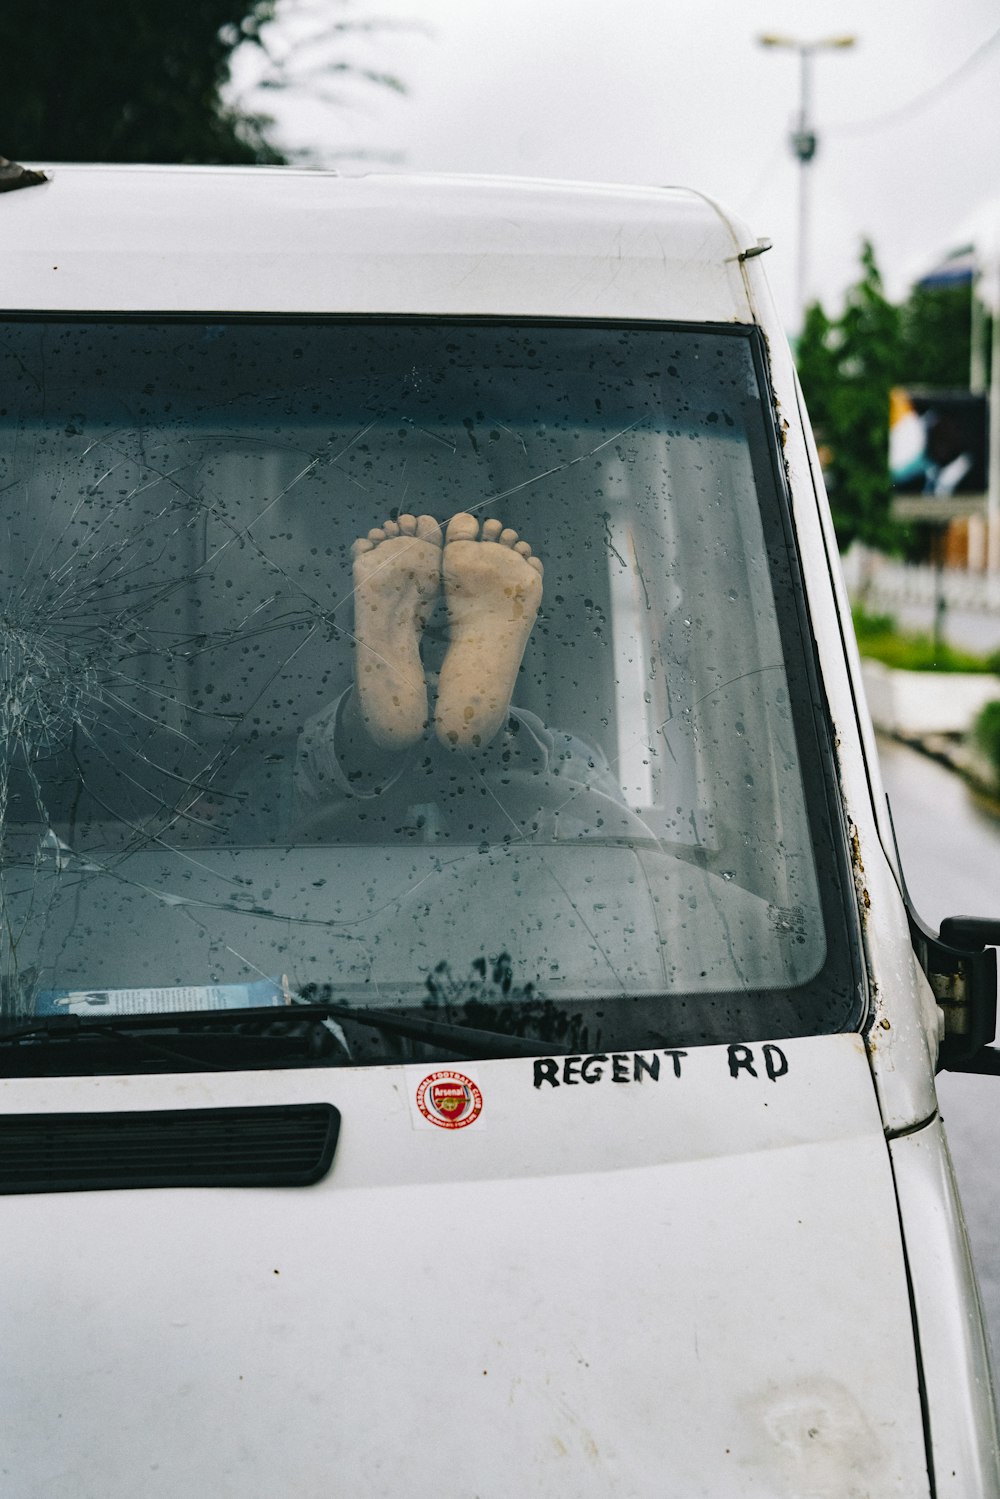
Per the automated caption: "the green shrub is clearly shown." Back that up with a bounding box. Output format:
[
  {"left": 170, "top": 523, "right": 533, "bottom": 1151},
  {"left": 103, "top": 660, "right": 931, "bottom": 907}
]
[
  {"left": 852, "top": 605, "right": 898, "bottom": 639},
  {"left": 973, "top": 701, "right": 1000, "bottom": 781}
]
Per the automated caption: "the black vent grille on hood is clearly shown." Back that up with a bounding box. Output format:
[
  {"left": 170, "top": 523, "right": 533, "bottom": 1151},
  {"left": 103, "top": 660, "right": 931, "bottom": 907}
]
[{"left": 0, "top": 1103, "right": 340, "bottom": 1194}]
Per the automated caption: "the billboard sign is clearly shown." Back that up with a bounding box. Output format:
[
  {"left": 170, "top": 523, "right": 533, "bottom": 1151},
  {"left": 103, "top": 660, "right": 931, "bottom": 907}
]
[{"left": 890, "top": 388, "right": 988, "bottom": 504}]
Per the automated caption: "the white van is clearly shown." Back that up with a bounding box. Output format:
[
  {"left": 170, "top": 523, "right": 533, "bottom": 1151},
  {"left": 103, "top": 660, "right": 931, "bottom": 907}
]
[{"left": 1, "top": 164, "right": 998, "bottom": 1498}]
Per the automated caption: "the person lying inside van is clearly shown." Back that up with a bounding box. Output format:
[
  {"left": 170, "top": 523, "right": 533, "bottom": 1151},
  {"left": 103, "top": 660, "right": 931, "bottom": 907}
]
[{"left": 294, "top": 511, "right": 632, "bottom": 842}]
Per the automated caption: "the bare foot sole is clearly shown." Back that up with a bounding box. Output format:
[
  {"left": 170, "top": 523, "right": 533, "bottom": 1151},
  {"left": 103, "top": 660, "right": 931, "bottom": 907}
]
[
  {"left": 436, "top": 512, "right": 543, "bottom": 750},
  {"left": 351, "top": 514, "right": 442, "bottom": 750}
]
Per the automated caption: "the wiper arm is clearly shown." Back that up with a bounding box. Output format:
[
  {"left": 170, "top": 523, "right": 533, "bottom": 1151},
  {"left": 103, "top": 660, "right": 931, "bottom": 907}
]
[{"left": 313, "top": 1001, "right": 544, "bottom": 1058}]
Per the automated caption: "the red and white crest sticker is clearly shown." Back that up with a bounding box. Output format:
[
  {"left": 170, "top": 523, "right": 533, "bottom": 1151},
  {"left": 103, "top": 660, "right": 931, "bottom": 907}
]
[{"left": 414, "top": 1069, "right": 483, "bottom": 1130}]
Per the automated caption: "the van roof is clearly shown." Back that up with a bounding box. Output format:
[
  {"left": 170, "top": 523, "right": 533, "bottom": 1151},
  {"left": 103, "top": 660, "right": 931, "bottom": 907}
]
[{"left": 1, "top": 165, "right": 760, "bottom": 322}]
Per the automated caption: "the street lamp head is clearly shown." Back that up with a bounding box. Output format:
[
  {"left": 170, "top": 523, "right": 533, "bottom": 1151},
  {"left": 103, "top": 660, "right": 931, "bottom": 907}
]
[{"left": 757, "top": 32, "right": 857, "bottom": 53}]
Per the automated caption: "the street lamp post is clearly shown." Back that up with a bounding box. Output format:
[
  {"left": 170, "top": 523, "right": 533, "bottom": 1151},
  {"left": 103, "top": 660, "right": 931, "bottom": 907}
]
[{"left": 758, "top": 34, "right": 856, "bottom": 327}]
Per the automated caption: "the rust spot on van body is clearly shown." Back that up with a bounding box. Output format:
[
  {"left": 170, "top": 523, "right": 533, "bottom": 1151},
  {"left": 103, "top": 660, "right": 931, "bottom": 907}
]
[{"left": 848, "top": 821, "right": 871, "bottom": 915}]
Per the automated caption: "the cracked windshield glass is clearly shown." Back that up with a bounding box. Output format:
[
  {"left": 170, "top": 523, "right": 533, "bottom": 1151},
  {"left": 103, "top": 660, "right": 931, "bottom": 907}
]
[{"left": 0, "top": 320, "right": 858, "bottom": 1071}]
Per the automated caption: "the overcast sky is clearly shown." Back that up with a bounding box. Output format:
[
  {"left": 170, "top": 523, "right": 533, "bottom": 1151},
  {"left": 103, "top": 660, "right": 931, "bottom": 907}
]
[{"left": 232, "top": 0, "right": 1000, "bottom": 330}]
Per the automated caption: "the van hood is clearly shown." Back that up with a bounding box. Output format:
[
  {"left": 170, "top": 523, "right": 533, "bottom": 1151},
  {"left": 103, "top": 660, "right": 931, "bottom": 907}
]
[{"left": 0, "top": 1033, "right": 930, "bottom": 1497}]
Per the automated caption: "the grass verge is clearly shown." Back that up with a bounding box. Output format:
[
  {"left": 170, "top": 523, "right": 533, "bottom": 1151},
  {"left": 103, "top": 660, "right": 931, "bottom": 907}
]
[{"left": 851, "top": 606, "right": 1000, "bottom": 675}]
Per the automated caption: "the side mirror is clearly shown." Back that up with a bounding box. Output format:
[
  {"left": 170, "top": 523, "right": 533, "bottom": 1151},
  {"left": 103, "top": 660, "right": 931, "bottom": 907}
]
[
  {"left": 938, "top": 916, "right": 1000, "bottom": 952},
  {"left": 908, "top": 911, "right": 1000, "bottom": 1073}
]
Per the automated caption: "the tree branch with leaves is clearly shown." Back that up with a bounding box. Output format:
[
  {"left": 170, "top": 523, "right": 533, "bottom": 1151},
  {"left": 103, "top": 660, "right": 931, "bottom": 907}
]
[
  {"left": 0, "top": 0, "right": 417, "bottom": 167},
  {"left": 797, "top": 241, "right": 903, "bottom": 551}
]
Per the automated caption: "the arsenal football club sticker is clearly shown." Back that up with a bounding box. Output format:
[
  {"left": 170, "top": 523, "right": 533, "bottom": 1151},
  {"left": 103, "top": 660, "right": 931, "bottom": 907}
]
[{"left": 414, "top": 1069, "right": 484, "bottom": 1129}]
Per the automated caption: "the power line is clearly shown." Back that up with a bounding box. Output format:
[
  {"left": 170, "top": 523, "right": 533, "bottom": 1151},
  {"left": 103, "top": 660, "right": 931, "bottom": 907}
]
[{"left": 827, "top": 23, "right": 1000, "bottom": 135}]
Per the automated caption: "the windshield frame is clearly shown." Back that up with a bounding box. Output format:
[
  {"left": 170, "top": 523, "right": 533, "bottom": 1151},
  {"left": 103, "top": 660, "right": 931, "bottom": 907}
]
[{"left": 0, "top": 311, "right": 867, "bottom": 1069}]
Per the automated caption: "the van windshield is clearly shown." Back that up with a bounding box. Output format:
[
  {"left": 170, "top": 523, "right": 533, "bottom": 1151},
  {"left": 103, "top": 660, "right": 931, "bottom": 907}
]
[{"left": 0, "top": 319, "right": 860, "bottom": 1073}]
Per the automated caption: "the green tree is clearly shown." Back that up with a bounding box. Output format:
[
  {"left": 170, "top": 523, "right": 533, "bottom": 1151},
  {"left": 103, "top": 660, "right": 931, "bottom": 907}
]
[
  {"left": 797, "top": 241, "right": 902, "bottom": 551},
  {"left": 1, "top": 2, "right": 282, "bottom": 164},
  {"left": 898, "top": 280, "right": 973, "bottom": 388},
  {"left": 0, "top": 0, "right": 410, "bottom": 167}
]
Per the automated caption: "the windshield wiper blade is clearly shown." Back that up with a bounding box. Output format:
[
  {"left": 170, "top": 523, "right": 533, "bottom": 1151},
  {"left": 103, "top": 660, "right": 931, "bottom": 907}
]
[
  {"left": 0, "top": 1010, "right": 345, "bottom": 1072},
  {"left": 0, "top": 1003, "right": 545, "bottom": 1062},
  {"left": 0, "top": 1014, "right": 236, "bottom": 1070},
  {"left": 313, "top": 1001, "right": 544, "bottom": 1058}
]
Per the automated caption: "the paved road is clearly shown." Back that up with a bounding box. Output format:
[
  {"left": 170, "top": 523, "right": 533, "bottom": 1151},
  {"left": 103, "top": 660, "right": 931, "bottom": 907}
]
[{"left": 875, "top": 734, "right": 1000, "bottom": 1393}]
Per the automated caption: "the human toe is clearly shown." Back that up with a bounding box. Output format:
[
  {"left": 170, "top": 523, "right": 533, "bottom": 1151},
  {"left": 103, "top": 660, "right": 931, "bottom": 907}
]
[
  {"left": 415, "top": 514, "right": 444, "bottom": 545},
  {"left": 445, "top": 512, "right": 480, "bottom": 543}
]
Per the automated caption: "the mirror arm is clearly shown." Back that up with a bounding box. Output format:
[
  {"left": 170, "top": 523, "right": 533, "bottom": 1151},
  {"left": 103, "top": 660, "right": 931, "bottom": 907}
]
[{"left": 906, "top": 908, "right": 999, "bottom": 1072}]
